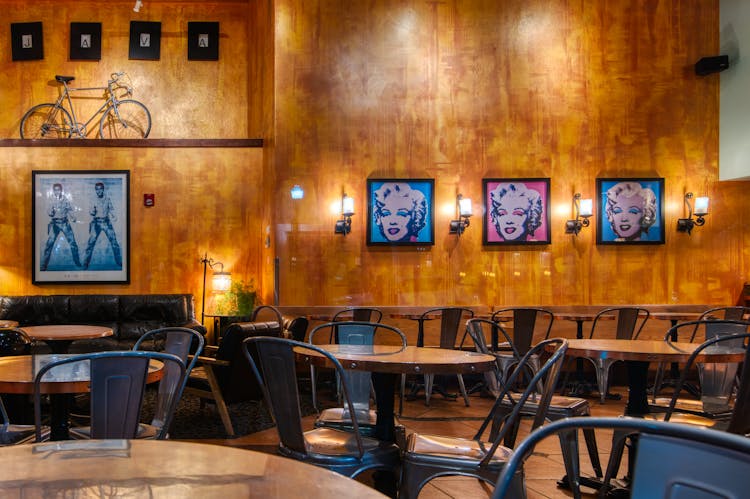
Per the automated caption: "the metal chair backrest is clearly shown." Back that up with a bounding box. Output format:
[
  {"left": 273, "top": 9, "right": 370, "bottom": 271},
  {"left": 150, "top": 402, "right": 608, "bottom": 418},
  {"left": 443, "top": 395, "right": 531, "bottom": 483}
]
[
  {"left": 466, "top": 317, "right": 517, "bottom": 361},
  {"left": 333, "top": 307, "right": 383, "bottom": 323},
  {"left": 589, "top": 306, "right": 649, "bottom": 340},
  {"left": 243, "top": 336, "right": 366, "bottom": 458},
  {"left": 251, "top": 305, "right": 284, "bottom": 324},
  {"left": 420, "top": 307, "right": 474, "bottom": 349},
  {"left": 473, "top": 338, "right": 568, "bottom": 460},
  {"left": 493, "top": 417, "right": 750, "bottom": 499},
  {"left": 134, "top": 327, "right": 205, "bottom": 431},
  {"left": 33, "top": 350, "right": 185, "bottom": 441},
  {"left": 700, "top": 306, "right": 750, "bottom": 322},
  {"left": 491, "top": 307, "right": 554, "bottom": 354},
  {"left": 309, "top": 321, "right": 407, "bottom": 347},
  {"left": 664, "top": 328, "right": 750, "bottom": 435}
]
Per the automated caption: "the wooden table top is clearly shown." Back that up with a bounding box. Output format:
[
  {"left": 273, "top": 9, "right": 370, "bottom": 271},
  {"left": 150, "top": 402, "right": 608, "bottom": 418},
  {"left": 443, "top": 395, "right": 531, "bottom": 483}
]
[
  {"left": 562, "top": 339, "right": 746, "bottom": 363},
  {"left": 0, "top": 355, "right": 163, "bottom": 394},
  {"left": 20, "top": 325, "right": 113, "bottom": 342},
  {"left": 297, "top": 344, "right": 496, "bottom": 375},
  {"left": 0, "top": 320, "right": 20, "bottom": 328},
  {"left": 649, "top": 311, "right": 705, "bottom": 322},
  {"left": 0, "top": 439, "right": 387, "bottom": 498}
]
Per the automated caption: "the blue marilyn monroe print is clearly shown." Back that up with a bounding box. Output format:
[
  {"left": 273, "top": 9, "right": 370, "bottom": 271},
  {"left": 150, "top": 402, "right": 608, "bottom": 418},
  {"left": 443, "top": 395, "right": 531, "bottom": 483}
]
[{"left": 368, "top": 180, "right": 433, "bottom": 244}]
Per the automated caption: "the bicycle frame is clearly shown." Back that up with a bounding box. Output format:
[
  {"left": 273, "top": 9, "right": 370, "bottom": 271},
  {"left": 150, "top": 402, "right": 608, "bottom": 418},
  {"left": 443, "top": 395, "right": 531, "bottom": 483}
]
[{"left": 52, "top": 77, "right": 127, "bottom": 138}]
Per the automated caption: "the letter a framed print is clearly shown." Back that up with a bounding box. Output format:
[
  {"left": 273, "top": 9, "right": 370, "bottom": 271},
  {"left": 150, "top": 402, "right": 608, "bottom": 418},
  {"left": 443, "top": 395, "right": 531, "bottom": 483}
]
[
  {"left": 596, "top": 177, "right": 665, "bottom": 245},
  {"left": 367, "top": 179, "right": 435, "bottom": 246},
  {"left": 32, "top": 170, "right": 130, "bottom": 284},
  {"left": 483, "top": 178, "right": 551, "bottom": 245}
]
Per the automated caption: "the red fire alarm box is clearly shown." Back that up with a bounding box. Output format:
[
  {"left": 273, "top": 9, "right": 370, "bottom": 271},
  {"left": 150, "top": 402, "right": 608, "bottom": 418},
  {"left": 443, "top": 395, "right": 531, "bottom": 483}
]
[{"left": 144, "top": 193, "right": 155, "bottom": 207}]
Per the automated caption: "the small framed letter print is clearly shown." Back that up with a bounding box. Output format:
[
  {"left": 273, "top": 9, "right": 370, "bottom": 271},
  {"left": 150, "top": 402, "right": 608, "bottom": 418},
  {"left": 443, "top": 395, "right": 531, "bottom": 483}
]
[
  {"left": 11, "top": 22, "right": 43, "bottom": 61},
  {"left": 483, "top": 178, "right": 551, "bottom": 245},
  {"left": 366, "top": 179, "right": 435, "bottom": 246},
  {"left": 188, "top": 22, "right": 219, "bottom": 60},
  {"left": 129, "top": 21, "right": 161, "bottom": 60},
  {"left": 596, "top": 178, "right": 665, "bottom": 245},
  {"left": 70, "top": 23, "right": 101, "bottom": 60}
]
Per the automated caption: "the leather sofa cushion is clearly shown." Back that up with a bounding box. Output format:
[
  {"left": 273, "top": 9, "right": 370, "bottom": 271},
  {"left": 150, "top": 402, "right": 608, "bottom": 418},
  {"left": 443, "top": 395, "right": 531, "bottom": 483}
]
[
  {"left": 118, "top": 295, "right": 190, "bottom": 340},
  {"left": 0, "top": 296, "right": 70, "bottom": 326}
]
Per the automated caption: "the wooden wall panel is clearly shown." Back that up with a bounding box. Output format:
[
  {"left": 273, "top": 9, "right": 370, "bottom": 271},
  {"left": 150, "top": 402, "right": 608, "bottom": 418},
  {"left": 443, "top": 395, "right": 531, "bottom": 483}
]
[
  {"left": 0, "top": 146, "right": 264, "bottom": 317},
  {"left": 0, "top": 0, "right": 250, "bottom": 139},
  {"left": 272, "top": 0, "right": 750, "bottom": 307}
]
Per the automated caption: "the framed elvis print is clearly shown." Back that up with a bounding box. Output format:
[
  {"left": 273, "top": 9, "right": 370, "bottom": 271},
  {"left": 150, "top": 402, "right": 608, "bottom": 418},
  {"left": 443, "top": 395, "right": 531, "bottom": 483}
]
[
  {"left": 596, "top": 177, "right": 665, "bottom": 244},
  {"left": 11, "top": 22, "right": 43, "bottom": 61},
  {"left": 366, "top": 179, "right": 435, "bottom": 246},
  {"left": 32, "top": 170, "right": 130, "bottom": 284},
  {"left": 129, "top": 21, "right": 161, "bottom": 60},
  {"left": 187, "top": 21, "right": 219, "bottom": 60},
  {"left": 69, "top": 22, "right": 101, "bottom": 60},
  {"left": 483, "top": 178, "right": 551, "bottom": 245}
]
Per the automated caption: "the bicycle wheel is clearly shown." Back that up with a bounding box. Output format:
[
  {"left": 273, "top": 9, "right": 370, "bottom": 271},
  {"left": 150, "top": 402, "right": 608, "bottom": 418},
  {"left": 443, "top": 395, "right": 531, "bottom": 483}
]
[
  {"left": 20, "top": 104, "right": 73, "bottom": 139},
  {"left": 99, "top": 99, "right": 152, "bottom": 138}
]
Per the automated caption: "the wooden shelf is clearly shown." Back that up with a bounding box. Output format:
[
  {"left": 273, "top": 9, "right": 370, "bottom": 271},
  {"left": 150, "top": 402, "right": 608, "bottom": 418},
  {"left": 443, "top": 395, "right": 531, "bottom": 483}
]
[{"left": 0, "top": 138, "right": 262, "bottom": 148}]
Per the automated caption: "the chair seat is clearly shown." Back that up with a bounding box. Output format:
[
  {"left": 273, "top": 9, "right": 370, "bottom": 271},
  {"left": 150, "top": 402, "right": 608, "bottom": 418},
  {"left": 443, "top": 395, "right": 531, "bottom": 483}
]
[
  {"left": 318, "top": 407, "right": 378, "bottom": 426},
  {"left": 649, "top": 397, "right": 733, "bottom": 420},
  {"left": 406, "top": 432, "right": 512, "bottom": 464},
  {"left": 300, "top": 427, "right": 395, "bottom": 457},
  {"left": 501, "top": 393, "right": 589, "bottom": 415},
  {"left": 1, "top": 424, "right": 37, "bottom": 445},
  {"left": 643, "top": 412, "right": 723, "bottom": 428}
]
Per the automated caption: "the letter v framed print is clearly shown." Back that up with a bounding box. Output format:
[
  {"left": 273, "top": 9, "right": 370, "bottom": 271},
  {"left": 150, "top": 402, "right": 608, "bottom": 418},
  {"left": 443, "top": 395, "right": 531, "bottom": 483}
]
[
  {"left": 32, "top": 170, "right": 130, "bottom": 284},
  {"left": 367, "top": 179, "right": 435, "bottom": 246}
]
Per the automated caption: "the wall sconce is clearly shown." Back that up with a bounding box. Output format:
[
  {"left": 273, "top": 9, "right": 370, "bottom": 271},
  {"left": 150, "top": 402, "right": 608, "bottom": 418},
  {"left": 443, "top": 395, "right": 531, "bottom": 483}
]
[
  {"left": 565, "top": 193, "right": 593, "bottom": 235},
  {"left": 334, "top": 193, "right": 354, "bottom": 235},
  {"left": 133, "top": 0, "right": 143, "bottom": 12},
  {"left": 200, "top": 253, "right": 232, "bottom": 324},
  {"left": 449, "top": 194, "right": 473, "bottom": 235},
  {"left": 677, "top": 192, "right": 709, "bottom": 235}
]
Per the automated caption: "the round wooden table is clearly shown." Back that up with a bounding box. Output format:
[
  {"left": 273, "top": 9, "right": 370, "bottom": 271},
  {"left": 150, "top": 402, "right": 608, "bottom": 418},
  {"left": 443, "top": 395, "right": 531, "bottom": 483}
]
[
  {"left": 0, "top": 320, "right": 20, "bottom": 328},
  {"left": 0, "top": 354, "right": 163, "bottom": 440},
  {"left": 562, "top": 339, "right": 746, "bottom": 415},
  {"left": 20, "top": 325, "right": 113, "bottom": 353},
  {"left": 0, "top": 439, "right": 388, "bottom": 498},
  {"left": 299, "top": 345, "right": 496, "bottom": 442}
]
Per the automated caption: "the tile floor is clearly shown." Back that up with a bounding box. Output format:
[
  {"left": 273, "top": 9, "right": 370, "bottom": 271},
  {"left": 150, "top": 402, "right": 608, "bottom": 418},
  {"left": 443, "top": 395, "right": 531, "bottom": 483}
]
[{"left": 190, "top": 382, "right": 631, "bottom": 498}]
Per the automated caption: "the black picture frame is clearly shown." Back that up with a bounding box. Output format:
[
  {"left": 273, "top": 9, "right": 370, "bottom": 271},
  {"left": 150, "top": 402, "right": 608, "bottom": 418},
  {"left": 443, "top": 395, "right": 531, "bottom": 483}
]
[
  {"left": 187, "top": 21, "right": 219, "bottom": 61},
  {"left": 32, "top": 170, "right": 130, "bottom": 284},
  {"left": 366, "top": 179, "right": 435, "bottom": 246},
  {"left": 11, "top": 22, "right": 43, "bottom": 61},
  {"left": 69, "top": 22, "right": 102, "bottom": 60},
  {"left": 596, "top": 177, "right": 665, "bottom": 245},
  {"left": 482, "top": 178, "right": 551, "bottom": 245},
  {"left": 129, "top": 21, "right": 161, "bottom": 60}
]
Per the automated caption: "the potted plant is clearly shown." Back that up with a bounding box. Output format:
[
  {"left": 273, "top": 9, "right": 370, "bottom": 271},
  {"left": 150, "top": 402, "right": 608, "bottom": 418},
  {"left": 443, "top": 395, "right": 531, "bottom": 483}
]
[{"left": 215, "top": 279, "right": 257, "bottom": 317}]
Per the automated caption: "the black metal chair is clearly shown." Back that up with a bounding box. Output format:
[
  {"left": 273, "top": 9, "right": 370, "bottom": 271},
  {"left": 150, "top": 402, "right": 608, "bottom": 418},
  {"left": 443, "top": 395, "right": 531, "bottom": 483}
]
[
  {"left": 0, "top": 327, "right": 37, "bottom": 445},
  {"left": 489, "top": 307, "right": 554, "bottom": 383},
  {"left": 401, "top": 307, "right": 475, "bottom": 415},
  {"left": 576, "top": 307, "right": 650, "bottom": 403},
  {"left": 465, "top": 318, "right": 602, "bottom": 496},
  {"left": 34, "top": 350, "right": 185, "bottom": 441},
  {"left": 493, "top": 416, "right": 750, "bottom": 499},
  {"left": 398, "top": 338, "right": 568, "bottom": 499},
  {"left": 243, "top": 336, "right": 401, "bottom": 486},
  {"left": 309, "top": 321, "right": 407, "bottom": 436},
  {"left": 251, "top": 304, "right": 284, "bottom": 323},
  {"left": 698, "top": 306, "right": 750, "bottom": 324}
]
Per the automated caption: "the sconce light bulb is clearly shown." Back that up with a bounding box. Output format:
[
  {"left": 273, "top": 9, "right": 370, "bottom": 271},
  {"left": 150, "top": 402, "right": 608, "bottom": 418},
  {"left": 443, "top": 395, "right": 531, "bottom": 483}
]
[
  {"left": 694, "top": 196, "right": 709, "bottom": 216},
  {"left": 342, "top": 195, "right": 355, "bottom": 217},
  {"left": 290, "top": 184, "right": 304, "bottom": 199},
  {"left": 579, "top": 198, "right": 593, "bottom": 217},
  {"left": 458, "top": 197, "right": 473, "bottom": 217},
  {"left": 133, "top": 0, "right": 143, "bottom": 12}
]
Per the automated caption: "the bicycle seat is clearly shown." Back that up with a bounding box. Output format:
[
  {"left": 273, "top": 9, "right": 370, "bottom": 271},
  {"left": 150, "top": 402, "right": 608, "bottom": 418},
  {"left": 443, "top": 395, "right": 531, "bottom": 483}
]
[{"left": 55, "top": 75, "right": 75, "bottom": 83}]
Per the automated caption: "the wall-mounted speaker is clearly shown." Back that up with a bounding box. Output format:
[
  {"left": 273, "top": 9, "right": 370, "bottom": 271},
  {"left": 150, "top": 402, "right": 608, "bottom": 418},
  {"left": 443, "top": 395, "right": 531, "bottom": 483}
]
[{"left": 695, "top": 55, "right": 729, "bottom": 76}]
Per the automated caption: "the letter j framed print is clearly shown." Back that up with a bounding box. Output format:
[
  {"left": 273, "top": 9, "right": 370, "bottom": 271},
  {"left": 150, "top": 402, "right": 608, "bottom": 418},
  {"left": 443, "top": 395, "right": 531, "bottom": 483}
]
[
  {"left": 367, "top": 179, "right": 435, "bottom": 246},
  {"left": 32, "top": 170, "right": 130, "bottom": 284}
]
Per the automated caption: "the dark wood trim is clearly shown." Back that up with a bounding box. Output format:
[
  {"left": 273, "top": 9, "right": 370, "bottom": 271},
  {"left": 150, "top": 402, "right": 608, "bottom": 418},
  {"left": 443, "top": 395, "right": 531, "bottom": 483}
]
[{"left": 0, "top": 138, "right": 263, "bottom": 148}]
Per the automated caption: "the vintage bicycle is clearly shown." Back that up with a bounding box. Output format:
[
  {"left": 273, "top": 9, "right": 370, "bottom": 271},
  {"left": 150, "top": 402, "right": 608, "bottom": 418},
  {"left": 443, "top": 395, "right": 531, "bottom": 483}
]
[{"left": 20, "top": 72, "right": 151, "bottom": 139}]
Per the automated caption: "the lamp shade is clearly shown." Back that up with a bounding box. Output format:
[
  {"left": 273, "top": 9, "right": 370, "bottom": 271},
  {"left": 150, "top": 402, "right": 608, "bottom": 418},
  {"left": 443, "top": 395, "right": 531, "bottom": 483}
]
[
  {"left": 342, "top": 195, "right": 355, "bottom": 217},
  {"left": 458, "top": 197, "right": 473, "bottom": 217},
  {"left": 694, "top": 196, "right": 709, "bottom": 216},
  {"left": 579, "top": 198, "right": 593, "bottom": 217},
  {"left": 212, "top": 271, "right": 231, "bottom": 292}
]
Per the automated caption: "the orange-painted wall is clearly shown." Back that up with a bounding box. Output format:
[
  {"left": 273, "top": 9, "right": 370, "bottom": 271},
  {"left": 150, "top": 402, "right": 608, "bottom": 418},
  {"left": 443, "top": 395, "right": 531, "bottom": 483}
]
[{"left": 1, "top": 0, "right": 749, "bottom": 313}]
